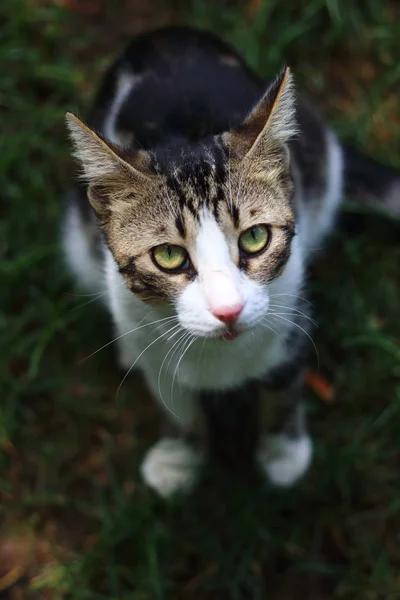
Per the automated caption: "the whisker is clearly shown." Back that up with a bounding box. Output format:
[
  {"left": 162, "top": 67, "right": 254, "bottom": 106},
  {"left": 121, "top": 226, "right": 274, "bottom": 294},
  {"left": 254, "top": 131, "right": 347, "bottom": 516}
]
[
  {"left": 268, "top": 309, "right": 317, "bottom": 326},
  {"left": 168, "top": 332, "right": 192, "bottom": 410},
  {"left": 269, "top": 292, "right": 313, "bottom": 306},
  {"left": 269, "top": 302, "right": 316, "bottom": 320},
  {"left": 165, "top": 331, "right": 190, "bottom": 378},
  {"left": 160, "top": 323, "right": 181, "bottom": 341},
  {"left": 196, "top": 337, "right": 207, "bottom": 367},
  {"left": 173, "top": 334, "right": 196, "bottom": 398},
  {"left": 70, "top": 280, "right": 126, "bottom": 298},
  {"left": 80, "top": 314, "right": 177, "bottom": 362},
  {"left": 260, "top": 318, "right": 286, "bottom": 342},
  {"left": 70, "top": 291, "right": 106, "bottom": 299},
  {"left": 70, "top": 281, "right": 128, "bottom": 311},
  {"left": 72, "top": 293, "right": 110, "bottom": 311},
  {"left": 157, "top": 328, "right": 186, "bottom": 399},
  {"left": 167, "top": 326, "right": 183, "bottom": 341},
  {"left": 270, "top": 314, "right": 319, "bottom": 368},
  {"left": 115, "top": 322, "right": 180, "bottom": 404},
  {"left": 155, "top": 326, "right": 185, "bottom": 414}
]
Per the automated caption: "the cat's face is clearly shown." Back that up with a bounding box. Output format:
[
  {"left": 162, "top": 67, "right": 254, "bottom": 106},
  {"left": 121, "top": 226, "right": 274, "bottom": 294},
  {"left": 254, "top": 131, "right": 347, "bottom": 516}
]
[{"left": 67, "top": 68, "right": 299, "bottom": 340}]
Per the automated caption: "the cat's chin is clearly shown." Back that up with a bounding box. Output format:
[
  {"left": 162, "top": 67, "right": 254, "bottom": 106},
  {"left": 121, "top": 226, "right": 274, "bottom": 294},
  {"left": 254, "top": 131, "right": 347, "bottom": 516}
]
[{"left": 187, "top": 321, "right": 264, "bottom": 342}]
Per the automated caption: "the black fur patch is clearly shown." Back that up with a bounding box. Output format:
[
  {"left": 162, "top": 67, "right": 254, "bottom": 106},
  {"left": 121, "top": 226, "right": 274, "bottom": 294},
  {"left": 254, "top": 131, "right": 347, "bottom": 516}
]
[
  {"left": 200, "top": 382, "right": 260, "bottom": 467},
  {"left": 175, "top": 213, "right": 186, "bottom": 237},
  {"left": 230, "top": 203, "right": 240, "bottom": 228}
]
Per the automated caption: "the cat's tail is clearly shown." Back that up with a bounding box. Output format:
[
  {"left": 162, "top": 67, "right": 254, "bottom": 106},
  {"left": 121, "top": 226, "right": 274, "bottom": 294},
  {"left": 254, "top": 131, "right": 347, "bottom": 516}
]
[{"left": 342, "top": 145, "right": 400, "bottom": 218}]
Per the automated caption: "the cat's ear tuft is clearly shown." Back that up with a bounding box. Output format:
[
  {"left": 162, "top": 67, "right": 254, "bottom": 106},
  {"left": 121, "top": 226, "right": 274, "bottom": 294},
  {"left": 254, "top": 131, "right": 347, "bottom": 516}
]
[
  {"left": 65, "top": 112, "right": 151, "bottom": 182},
  {"left": 223, "top": 66, "right": 297, "bottom": 159}
]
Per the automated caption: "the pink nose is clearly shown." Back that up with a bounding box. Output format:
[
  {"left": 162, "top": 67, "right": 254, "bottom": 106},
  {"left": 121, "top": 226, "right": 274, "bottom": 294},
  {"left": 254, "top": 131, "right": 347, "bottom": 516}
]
[{"left": 211, "top": 304, "right": 243, "bottom": 324}]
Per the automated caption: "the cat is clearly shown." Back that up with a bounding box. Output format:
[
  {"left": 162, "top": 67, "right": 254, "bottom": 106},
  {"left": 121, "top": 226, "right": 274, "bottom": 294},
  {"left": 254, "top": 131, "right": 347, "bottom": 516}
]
[{"left": 63, "top": 26, "right": 400, "bottom": 497}]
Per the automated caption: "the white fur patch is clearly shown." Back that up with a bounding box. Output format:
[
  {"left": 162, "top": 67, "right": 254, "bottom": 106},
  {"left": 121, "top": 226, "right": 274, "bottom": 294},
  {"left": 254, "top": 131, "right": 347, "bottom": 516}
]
[
  {"left": 176, "top": 210, "right": 270, "bottom": 339},
  {"left": 196, "top": 212, "right": 243, "bottom": 315},
  {"left": 103, "top": 70, "right": 140, "bottom": 145},
  {"left": 140, "top": 437, "right": 202, "bottom": 497},
  {"left": 62, "top": 197, "right": 104, "bottom": 294},
  {"left": 385, "top": 180, "right": 400, "bottom": 217},
  {"left": 65, "top": 71, "right": 141, "bottom": 183},
  {"left": 297, "top": 130, "right": 344, "bottom": 257},
  {"left": 258, "top": 433, "right": 312, "bottom": 487}
]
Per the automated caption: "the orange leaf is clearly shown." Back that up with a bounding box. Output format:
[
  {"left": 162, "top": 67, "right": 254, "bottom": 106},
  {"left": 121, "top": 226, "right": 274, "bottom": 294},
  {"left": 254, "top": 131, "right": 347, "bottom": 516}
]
[
  {"left": 305, "top": 370, "right": 335, "bottom": 403},
  {"left": 0, "top": 566, "right": 24, "bottom": 592}
]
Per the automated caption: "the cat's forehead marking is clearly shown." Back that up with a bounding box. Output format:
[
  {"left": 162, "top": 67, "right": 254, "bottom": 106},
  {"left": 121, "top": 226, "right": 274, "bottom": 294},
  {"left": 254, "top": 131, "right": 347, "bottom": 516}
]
[
  {"left": 152, "top": 139, "right": 236, "bottom": 233},
  {"left": 175, "top": 213, "right": 186, "bottom": 238}
]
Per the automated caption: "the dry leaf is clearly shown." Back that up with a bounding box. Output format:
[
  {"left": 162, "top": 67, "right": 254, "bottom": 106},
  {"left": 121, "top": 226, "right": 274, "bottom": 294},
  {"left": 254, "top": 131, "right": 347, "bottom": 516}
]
[
  {"left": 305, "top": 370, "right": 335, "bottom": 403},
  {"left": 60, "top": 0, "right": 104, "bottom": 16},
  {"left": 0, "top": 531, "right": 69, "bottom": 596}
]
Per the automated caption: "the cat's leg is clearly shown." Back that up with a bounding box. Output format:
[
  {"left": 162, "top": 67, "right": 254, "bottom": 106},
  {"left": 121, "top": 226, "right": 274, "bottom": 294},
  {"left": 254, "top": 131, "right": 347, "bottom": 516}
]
[
  {"left": 112, "top": 318, "right": 204, "bottom": 497},
  {"left": 140, "top": 379, "right": 205, "bottom": 498},
  {"left": 140, "top": 415, "right": 204, "bottom": 498},
  {"left": 257, "top": 375, "right": 312, "bottom": 487}
]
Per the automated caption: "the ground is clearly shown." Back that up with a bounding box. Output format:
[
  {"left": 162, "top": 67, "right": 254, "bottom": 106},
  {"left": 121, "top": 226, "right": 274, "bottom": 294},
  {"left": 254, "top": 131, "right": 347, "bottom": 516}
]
[{"left": 1, "top": 1, "right": 400, "bottom": 598}]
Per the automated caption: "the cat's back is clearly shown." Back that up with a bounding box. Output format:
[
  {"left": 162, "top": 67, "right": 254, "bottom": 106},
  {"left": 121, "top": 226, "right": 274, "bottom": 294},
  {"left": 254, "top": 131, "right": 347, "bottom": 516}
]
[{"left": 91, "top": 27, "right": 262, "bottom": 148}]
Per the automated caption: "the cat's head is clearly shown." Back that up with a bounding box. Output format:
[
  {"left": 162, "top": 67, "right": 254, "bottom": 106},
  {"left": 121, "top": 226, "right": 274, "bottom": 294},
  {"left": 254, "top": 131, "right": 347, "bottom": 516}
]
[{"left": 67, "top": 68, "right": 301, "bottom": 340}]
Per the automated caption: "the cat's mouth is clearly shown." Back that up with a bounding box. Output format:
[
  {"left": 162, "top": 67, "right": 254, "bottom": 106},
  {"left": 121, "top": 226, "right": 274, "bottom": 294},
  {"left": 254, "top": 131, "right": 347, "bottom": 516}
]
[
  {"left": 223, "top": 327, "right": 239, "bottom": 341},
  {"left": 213, "top": 326, "right": 240, "bottom": 341}
]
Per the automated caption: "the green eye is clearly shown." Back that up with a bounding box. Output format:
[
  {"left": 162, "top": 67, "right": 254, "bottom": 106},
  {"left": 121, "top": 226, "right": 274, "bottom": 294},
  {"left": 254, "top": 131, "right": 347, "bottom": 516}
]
[
  {"left": 152, "top": 244, "right": 188, "bottom": 271},
  {"left": 239, "top": 225, "right": 270, "bottom": 255}
]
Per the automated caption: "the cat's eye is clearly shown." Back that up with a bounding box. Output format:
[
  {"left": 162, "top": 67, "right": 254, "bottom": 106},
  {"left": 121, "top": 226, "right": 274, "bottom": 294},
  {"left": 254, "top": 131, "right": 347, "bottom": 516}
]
[
  {"left": 152, "top": 244, "right": 188, "bottom": 271},
  {"left": 239, "top": 225, "right": 270, "bottom": 255}
]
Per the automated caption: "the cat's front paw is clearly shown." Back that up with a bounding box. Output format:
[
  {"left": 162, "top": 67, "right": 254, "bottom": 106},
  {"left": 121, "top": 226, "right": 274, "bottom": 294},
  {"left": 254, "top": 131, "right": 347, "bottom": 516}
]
[
  {"left": 257, "top": 434, "right": 312, "bottom": 487},
  {"left": 140, "top": 437, "right": 202, "bottom": 498}
]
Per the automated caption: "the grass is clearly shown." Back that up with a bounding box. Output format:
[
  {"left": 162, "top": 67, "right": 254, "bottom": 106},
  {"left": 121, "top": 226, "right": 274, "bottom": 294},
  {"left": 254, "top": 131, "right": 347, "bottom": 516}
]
[{"left": 1, "top": 0, "right": 399, "bottom": 598}]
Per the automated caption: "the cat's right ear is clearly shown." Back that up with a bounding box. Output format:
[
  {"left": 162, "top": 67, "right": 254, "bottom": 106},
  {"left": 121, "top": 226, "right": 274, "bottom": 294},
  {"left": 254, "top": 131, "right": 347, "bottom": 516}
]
[
  {"left": 65, "top": 112, "right": 152, "bottom": 215},
  {"left": 222, "top": 67, "right": 297, "bottom": 162}
]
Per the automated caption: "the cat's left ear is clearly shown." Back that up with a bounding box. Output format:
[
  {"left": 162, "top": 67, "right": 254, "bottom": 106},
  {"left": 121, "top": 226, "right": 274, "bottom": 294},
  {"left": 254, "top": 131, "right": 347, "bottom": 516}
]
[
  {"left": 66, "top": 112, "right": 152, "bottom": 181},
  {"left": 223, "top": 66, "right": 297, "bottom": 160},
  {"left": 65, "top": 112, "right": 153, "bottom": 216}
]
